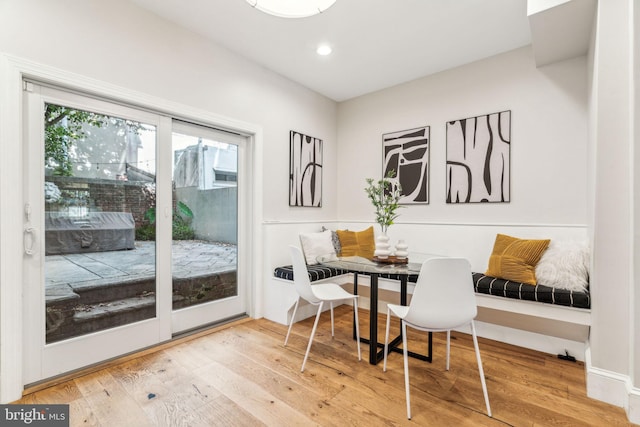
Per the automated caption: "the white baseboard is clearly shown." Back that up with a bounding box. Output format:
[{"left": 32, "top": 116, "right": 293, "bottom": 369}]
[
  {"left": 585, "top": 344, "right": 640, "bottom": 424},
  {"left": 627, "top": 385, "right": 640, "bottom": 424},
  {"left": 471, "top": 320, "right": 587, "bottom": 361}
]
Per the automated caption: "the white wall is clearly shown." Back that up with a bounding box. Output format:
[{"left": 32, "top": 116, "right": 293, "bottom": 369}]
[
  {"left": 634, "top": 0, "right": 640, "bottom": 412},
  {"left": 337, "top": 46, "right": 588, "bottom": 252},
  {"left": 586, "top": 0, "right": 640, "bottom": 421},
  {"left": 588, "top": 0, "right": 632, "bottom": 378}
]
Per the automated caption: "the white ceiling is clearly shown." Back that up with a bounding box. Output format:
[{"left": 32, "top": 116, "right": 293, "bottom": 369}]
[{"left": 128, "top": 0, "right": 532, "bottom": 102}]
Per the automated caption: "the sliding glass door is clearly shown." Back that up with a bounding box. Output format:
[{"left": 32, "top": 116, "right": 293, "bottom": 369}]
[
  {"left": 170, "top": 121, "right": 247, "bottom": 334},
  {"left": 23, "top": 83, "right": 247, "bottom": 385}
]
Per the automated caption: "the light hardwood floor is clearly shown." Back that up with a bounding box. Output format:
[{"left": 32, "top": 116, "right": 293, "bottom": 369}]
[{"left": 14, "top": 305, "right": 635, "bottom": 426}]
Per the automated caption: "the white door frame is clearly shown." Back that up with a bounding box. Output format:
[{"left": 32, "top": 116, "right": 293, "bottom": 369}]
[{"left": 0, "top": 54, "right": 264, "bottom": 402}]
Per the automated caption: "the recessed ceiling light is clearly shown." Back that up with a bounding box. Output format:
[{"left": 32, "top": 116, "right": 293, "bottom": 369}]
[
  {"left": 246, "top": 0, "right": 337, "bottom": 18},
  {"left": 317, "top": 45, "right": 332, "bottom": 56}
]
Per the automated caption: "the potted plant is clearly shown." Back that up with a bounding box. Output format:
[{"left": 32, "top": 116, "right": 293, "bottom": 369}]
[{"left": 365, "top": 170, "right": 403, "bottom": 258}]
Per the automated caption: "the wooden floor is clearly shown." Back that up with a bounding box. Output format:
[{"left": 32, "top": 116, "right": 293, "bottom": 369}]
[{"left": 15, "top": 305, "right": 634, "bottom": 426}]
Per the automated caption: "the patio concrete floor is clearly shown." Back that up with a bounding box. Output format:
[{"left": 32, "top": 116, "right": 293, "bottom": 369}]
[
  {"left": 46, "top": 240, "right": 237, "bottom": 289},
  {"left": 43, "top": 240, "right": 238, "bottom": 342}
]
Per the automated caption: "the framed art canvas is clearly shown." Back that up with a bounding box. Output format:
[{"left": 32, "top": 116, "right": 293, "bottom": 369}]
[
  {"left": 446, "top": 110, "right": 511, "bottom": 203},
  {"left": 289, "top": 130, "right": 322, "bottom": 207},
  {"left": 382, "top": 126, "right": 430, "bottom": 204}
]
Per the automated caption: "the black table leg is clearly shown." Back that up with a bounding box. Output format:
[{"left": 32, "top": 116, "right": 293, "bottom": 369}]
[
  {"left": 377, "top": 275, "right": 432, "bottom": 363},
  {"left": 352, "top": 272, "right": 432, "bottom": 364},
  {"left": 400, "top": 276, "right": 407, "bottom": 305},
  {"left": 352, "top": 272, "right": 358, "bottom": 340},
  {"left": 368, "top": 273, "right": 379, "bottom": 364}
]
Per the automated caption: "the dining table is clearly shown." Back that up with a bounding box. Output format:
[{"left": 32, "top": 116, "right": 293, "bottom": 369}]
[{"left": 316, "top": 253, "right": 441, "bottom": 365}]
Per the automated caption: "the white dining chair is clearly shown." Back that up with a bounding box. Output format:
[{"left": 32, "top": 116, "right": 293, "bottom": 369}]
[
  {"left": 284, "top": 245, "right": 361, "bottom": 372},
  {"left": 383, "top": 257, "right": 491, "bottom": 419}
]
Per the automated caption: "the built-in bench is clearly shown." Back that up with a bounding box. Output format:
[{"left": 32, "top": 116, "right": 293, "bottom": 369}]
[
  {"left": 273, "top": 265, "right": 589, "bottom": 309},
  {"left": 271, "top": 265, "right": 591, "bottom": 347},
  {"left": 274, "top": 264, "right": 420, "bottom": 284},
  {"left": 263, "top": 224, "right": 591, "bottom": 359},
  {"left": 470, "top": 273, "right": 591, "bottom": 353},
  {"left": 472, "top": 273, "right": 590, "bottom": 310}
]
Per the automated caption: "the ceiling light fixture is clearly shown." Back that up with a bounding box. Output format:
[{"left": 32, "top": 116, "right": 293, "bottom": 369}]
[
  {"left": 246, "top": 0, "right": 337, "bottom": 18},
  {"left": 316, "top": 45, "right": 332, "bottom": 56}
]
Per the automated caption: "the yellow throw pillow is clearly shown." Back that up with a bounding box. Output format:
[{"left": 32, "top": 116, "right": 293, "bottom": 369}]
[
  {"left": 337, "top": 226, "right": 375, "bottom": 259},
  {"left": 486, "top": 234, "right": 550, "bottom": 285}
]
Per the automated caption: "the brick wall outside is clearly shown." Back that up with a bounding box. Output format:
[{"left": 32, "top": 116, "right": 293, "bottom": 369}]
[{"left": 45, "top": 176, "right": 155, "bottom": 228}]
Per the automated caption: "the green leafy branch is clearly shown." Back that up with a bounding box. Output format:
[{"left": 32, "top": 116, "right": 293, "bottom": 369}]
[
  {"left": 137, "top": 201, "right": 195, "bottom": 241},
  {"left": 143, "top": 201, "right": 193, "bottom": 225},
  {"left": 44, "top": 104, "right": 145, "bottom": 177},
  {"left": 365, "top": 170, "right": 404, "bottom": 233},
  {"left": 45, "top": 104, "right": 107, "bottom": 176}
]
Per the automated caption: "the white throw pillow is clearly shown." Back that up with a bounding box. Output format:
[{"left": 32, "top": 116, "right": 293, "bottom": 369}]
[
  {"left": 299, "top": 230, "right": 336, "bottom": 265},
  {"left": 535, "top": 240, "right": 589, "bottom": 292}
]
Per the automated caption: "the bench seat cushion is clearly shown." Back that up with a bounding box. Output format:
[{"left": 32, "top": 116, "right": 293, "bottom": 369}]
[
  {"left": 274, "top": 265, "right": 348, "bottom": 282},
  {"left": 472, "top": 273, "right": 590, "bottom": 309}
]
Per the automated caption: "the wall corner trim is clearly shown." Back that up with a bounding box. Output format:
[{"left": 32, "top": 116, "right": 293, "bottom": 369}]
[
  {"left": 626, "top": 384, "right": 640, "bottom": 424},
  {"left": 585, "top": 345, "right": 640, "bottom": 423}
]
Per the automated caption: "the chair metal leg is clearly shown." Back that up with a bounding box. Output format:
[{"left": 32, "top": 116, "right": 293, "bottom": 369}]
[
  {"left": 330, "top": 301, "right": 335, "bottom": 337},
  {"left": 301, "top": 302, "right": 324, "bottom": 373},
  {"left": 353, "top": 297, "right": 362, "bottom": 361},
  {"left": 446, "top": 330, "right": 451, "bottom": 371},
  {"left": 402, "top": 320, "right": 411, "bottom": 420},
  {"left": 471, "top": 321, "right": 492, "bottom": 417},
  {"left": 383, "top": 306, "right": 392, "bottom": 372},
  {"left": 284, "top": 298, "right": 300, "bottom": 347}
]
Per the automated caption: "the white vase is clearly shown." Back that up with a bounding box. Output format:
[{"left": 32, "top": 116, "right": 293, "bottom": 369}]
[
  {"left": 374, "top": 234, "right": 391, "bottom": 259},
  {"left": 395, "top": 239, "right": 409, "bottom": 259}
]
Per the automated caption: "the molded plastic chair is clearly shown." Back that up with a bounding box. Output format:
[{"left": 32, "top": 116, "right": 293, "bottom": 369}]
[
  {"left": 284, "top": 245, "right": 361, "bottom": 372},
  {"left": 383, "top": 257, "right": 491, "bottom": 419}
]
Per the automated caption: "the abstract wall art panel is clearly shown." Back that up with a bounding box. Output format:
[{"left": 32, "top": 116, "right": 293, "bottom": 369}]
[
  {"left": 289, "top": 130, "right": 322, "bottom": 207},
  {"left": 383, "top": 126, "right": 430, "bottom": 204},
  {"left": 446, "top": 110, "right": 511, "bottom": 203}
]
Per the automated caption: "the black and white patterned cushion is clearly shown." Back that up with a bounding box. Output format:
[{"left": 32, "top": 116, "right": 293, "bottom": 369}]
[
  {"left": 274, "top": 264, "right": 348, "bottom": 282},
  {"left": 274, "top": 264, "right": 418, "bottom": 283},
  {"left": 274, "top": 266, "right": 590, "bottom": 309},
  {"left": 472, "top": 272, "right": 590, "bottom": 309}
]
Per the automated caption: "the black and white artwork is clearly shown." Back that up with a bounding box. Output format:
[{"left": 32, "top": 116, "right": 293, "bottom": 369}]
[
  {"left": 383, "top": 126, "right": 430, "bottom": 204},
  {"left": 289, "top": 130, "right": 322, "bottom": 207},
  {"left": 446, "top": 110, "right": 511, "bottom": 203}
]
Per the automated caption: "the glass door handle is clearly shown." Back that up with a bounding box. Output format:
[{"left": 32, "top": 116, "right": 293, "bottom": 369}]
[{"left": 24, "top": 226, "right": 36, "bottom": 255}]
